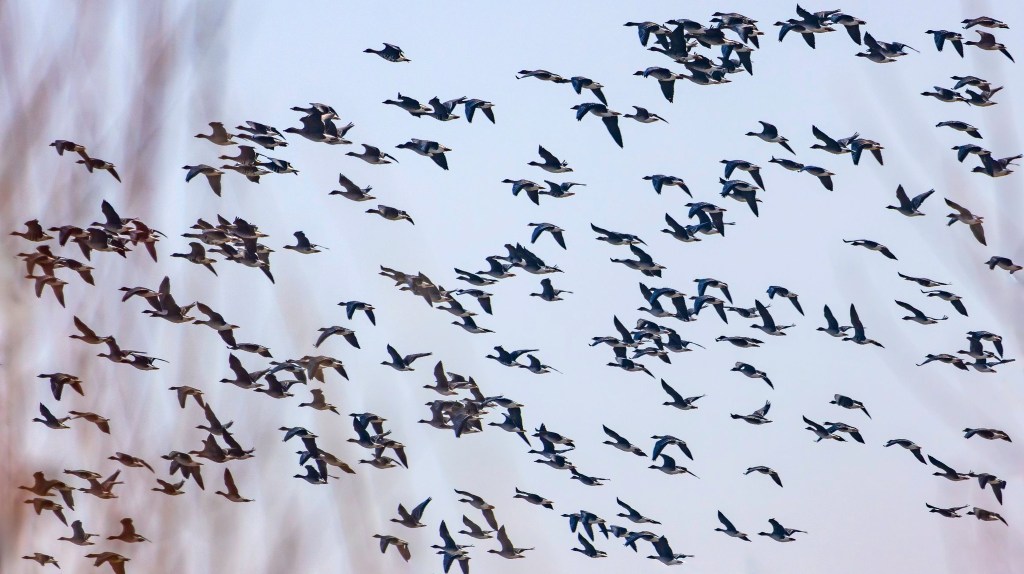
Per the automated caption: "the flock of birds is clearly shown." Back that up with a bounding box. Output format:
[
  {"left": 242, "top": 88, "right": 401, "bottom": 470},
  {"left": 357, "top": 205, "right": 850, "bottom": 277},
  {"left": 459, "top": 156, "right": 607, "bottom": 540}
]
[{"left": 12, "top": 5, "right": 1021, "bottom": 573}]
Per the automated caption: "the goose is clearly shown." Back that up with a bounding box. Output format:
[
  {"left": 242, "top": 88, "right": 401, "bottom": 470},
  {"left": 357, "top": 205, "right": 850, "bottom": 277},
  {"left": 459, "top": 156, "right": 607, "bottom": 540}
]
[
  {"left": 927, "top": 30, "right": 965, "bottom": 56},
  {"left": 10, "top": 219, "right": 53, "bottom": 242},
  {"left": 816, "top": 304, "right": 851, "bottom": 337},
  {"left": 623, "top": 21, "right": 672, "bottom": 47},
  {"left": 897, "top": 272, "right": 947, "bottom": 287},
  {"left": 894, "top": 300, "right": 946, "bottom": 324},
  {"left": 716, "top": 335, "right": 764, "bottom": 348},
  {"left": 663, "top": 332, "right": 704, "bottom": 353},
  {"left": 182, "top": 164, "right": 224, "bottom": 196},
  {"left": 721, "top": 159, "right": 765, "bottom": 189},
  {"left": 827, "top": 12, "right": 866, "bottom": 44},
  {"left": 649, "top": 454, "right": 698, "bottom": 477},
  {"left": 221, "top": 163, "right": 270, "bottom": 183},
  {"left": 962, "top": 16, "right": 1009, "bottom": 29},
  {"left": 810, "top": 125, "right": 851, "bottom": 155},
  {"left": 651, "top": 435, "right": 692, "bottom": 460},
  {"left": 731, "top": 362, "right": 773, "bottom": 388},
  {"left": 366, "top": 204, "right": 414, "bottom": 224},
  {"left": 986, "top": 256, "right": 1022, "bottom": 274},
  {"left": 625, "top": 106, "right": 667, "bottom": 123},
  {"left": 49, "top": 139, "right": 89, "bottom": 159},
  {"left": 766, "top": 285, "right": 804, "bottom": 315},
  {"left": 21, "top": 553, "right": 59, "bottom": 569},
  {"left": 967, "top": 331, "right": 1004, "bottom": 356},
  {"left": 570, "top": 103, "right": 623, "bottom": 147},
  {"left": 452, "top": 289, "right": 493, "bottom": 315},
  {"left": 283, "top": 231, "right": 325, "bottom": 255},
  {"left": 844, "top": 239, "right": 897, "bottom": 260},
  {"left": 849, "top": 138, "right": 885, "bottom": 165},
  {"left": 339, "top": 300, "right": 376, "bottom": 325},
  {"left": 314, "top": 326, "right": 359, "bottom": 349},
  {"left": 364, "top": 43, "right": 409, "bottom": 62},
  {"left": 516, "top": 69, "right": 570, "bottom": 83},
  {"left": 529, "top": 145, "right": 572, "bottom": 172},
  {"left": 381, "top": 344, "right": 432, "bottom": 371},
  {"left": 803, "top": 416, "right": 846, "bottom": 442},
  {"left": 715, "top": 511, "right": 751, "bottom": 541},
  {"left": 821, "top": 421, "right": 865, "bottom": 443},
  {"left": 486, "top": 346, "right": 537, "bottom": 367},
  {"left": 455, "top": 268, "right": 498, "bottom": 285},
  {"left": 523, "top": 353, "right": 561, "bottom": 374},
  {"left": 926, "top": 503, "right": 968, "bottom": 518},
  {"left": 569, "top": 76, "right": 607, "bottom": 104},
  {"left": 922, "top": 289, "right": 968, "bottom": 316},
  {"left": 346, "top": 144, "right": 398, "bottom": 164},
  {"left": 745, "top": 466, "right": 783, "bottom": 487},
  {"left": 746, "top": 121, "right": 795, "bottom": 154},
  {"left": 463, "top": 99, "right": 496, "bottom": 123},
  {"left": 293, "top": 464, "right": 328, "bottom": 484},
  {"left": 800, "top": 165, "right": 835, "bottom": 190},
  {"left": 454, "top": 489, "right": 499, "bottom": 529},
  {"left": 962, "top": 427, "right": 1011, "bottom": 439},
  {"left": 572, "top": 533, "right": 607, "bottom": 558},
  {"left": 541, "top": 179, "right": 585, "bottom": 199},
  {"left": 917, "top": 353, "right": 968, "bottom": 370},
  {"left": 887, "top": 185, "right": 934, "bottom": 216},
  {"left": 256, "top": 154, "right": 300, "bottom": 174},
  {"left": 602, "top": 426, "right": 646, "bottom": 456},
  {"left": 967, "top": 507, "right": 1008, "bottom": 526},
  {"left": 33, "top": 403, "right": 70, "bottom": 429},
  {"left": 384, "top": 93, "right": 431, "bottom": 116},
  {"left": 84, "top": 552, "right": 130, "bottom": 574},
  {"left": 489, "top": 526, "right": 533, "bottom": 559},
  {"left": 759, "top": 518, "right": 806, "bottom": 542},
  {"left": 965, "top": 30, "right": 1014, "bottom": 61},
  {"left": 24, "top": 497, "right": 66, "bottom": 525},
  {"left": 647, "top": 536, "right": 692, "bottom": 564},
  {"left": 171, "top": 242, "right": 217, "bottom": 275},
  {"left": 633, "top": 67, "right": 681, "bottom": 102},
  {"left": 959, "top": 337, "right": 999, "bottom": 360},
  {"left": 945, "top": 198, "right": 986, "bottom": 245},
  {"left": 502, "top": 178, "right": 544, "bottom": 204},
  {"left": 660, "top": 379, "right": 704, "bottom": 410},
  {"left": 391, "top": 497, "right": 431, "bottom": 528},
  {"left": 929, "top": 455, "right": 970, "bottom": 481},
  {"left": 922, "top": 86, "right": 967, "bottom": 103},
  {"left": 969, "top": 472, "right": 1006, "bottom": 504},
  {"left": 396, "top": 138, "right": 451, "bottom": 170},
  {"left": 529, "top": 222, "right": 566, "bottom": 249},
  {"left": 76, "top": 157, "right": 121, "bottom": 181},
  {"left": 953, "top": 143, "right": 989, "bottom": 162},
  {"left": 974, "top": 152, "right": 1019, "bottom": 177},
  {"left": 37, "top": 372, "right": 83, "bottom": 402},
  {"left": 936, "top": 121, "right": 979, "bottom": 139},
  {"left": 531, "top": 277, "right": 571, "bottom": 301},
  {"left": 59, "top": 519, "right": 98, "bottom": 545},
  {"left": 459, "top": 515, "right": 494, "bottom": 539},
  {"left": 299, "top": 388, "right": 340, "bottom": 414},
  {"left": 643, "top": 174, "right": 690, "bottom": 196},
  {"left": 68, "top": 410, "right": 110, "bottom": 433},
  {"left": 843, "top": 304, "right": 884, "bottom": 347},
  {"left": 105, "top": 517, "right": 149, "bottom": 543},
  {"left": 108, "top": 452, "right": 155, "bottom": 472},
  {"left": 964, "top": 88, "right": 1001, "bottom": 107},
  {"left": 829, "top": 394, "right": 871, "bottom": 418},
  {"left": 731, "top": 401, "right": 772, "bottom": 424},
  {"left": 591, "top": 223, "right": 645, "bottom": 245},
  {"left": 373, "top": 534, "right": 411, "bottom": 562},
  {"left": 513, "top": 487, "right": 554, "bottom": 509},
  {"left": 219, "top": 353, "right": 263, "bottom": 389},
  {"left": 452, "top": 315, "right": 493, "bottom": 334},
  {"left": 691, "top": 294, "right": 729, "bottom": 322},
  {"left": 751, "top": 299, "right": 792, "bottom": 336},
  {"left": 616, "top": 498, "right": 661, "bottom": 524},
  {"left": 195, "top": 121, "right": 236, "bottom": 146}
]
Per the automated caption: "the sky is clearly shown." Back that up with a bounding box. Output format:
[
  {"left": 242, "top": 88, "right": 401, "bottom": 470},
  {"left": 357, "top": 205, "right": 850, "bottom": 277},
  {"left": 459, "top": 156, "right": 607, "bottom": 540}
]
[{"left": 2, "top": 1, "right": 1023, "bottom": 573}]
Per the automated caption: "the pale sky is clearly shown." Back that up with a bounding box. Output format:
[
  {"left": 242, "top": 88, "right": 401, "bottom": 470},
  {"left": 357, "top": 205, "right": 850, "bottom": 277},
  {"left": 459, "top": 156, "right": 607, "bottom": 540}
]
[{"left": 3, "top": 1, "right": 1023, "bottom": 573}]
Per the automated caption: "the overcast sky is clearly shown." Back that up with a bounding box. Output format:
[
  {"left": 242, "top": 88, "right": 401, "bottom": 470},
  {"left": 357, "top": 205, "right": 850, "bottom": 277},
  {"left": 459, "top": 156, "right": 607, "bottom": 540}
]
[{"left": 3, "top": 1, "right": 1023, "bottom": 573}]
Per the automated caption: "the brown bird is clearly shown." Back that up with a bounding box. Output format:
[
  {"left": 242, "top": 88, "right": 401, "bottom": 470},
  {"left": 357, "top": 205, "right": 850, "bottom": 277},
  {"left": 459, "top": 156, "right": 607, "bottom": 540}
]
[
  {"left": 78, "top": 470, "right": 123, "bottom": 499},
  {"left": 299, "top": 388, "right": 341, "bottom": 415},
  {"left": 10, "top": 219, "right": 53, "bottom": 241},
  {"left": 33, "top": 403, "right": 71, "bottom": 429},
  {"left": 69, "top": 410, "right": 111, "bottom": 434},
  {"left": 24, "top": 497, "right": 68, "bottom": 525},
  {"left": 215, "top": 468, "right": 253, "bottom": 502},
  {"left": 27, "top": 274, "right": 67, "bottom": 307},
  {"left": 22, "top": 553, "right": 60, "bottom": 568},
  {"left": 70, "top": 316, "right": 113, "bottom": 345},
  {"left": 58, "top": 519, "right": 98, "bottom": 545},
  {"left": 169, "top": 385, "right": 206, "bottom": 409},
  {"left": 151, "top": 478, "right": 186, "bottom": 496},
  {"left": 108, "top": 452, "right": 155, "bottom": 473},
  {"left": 171, "top": 242, "right": 218, "bottom": 275},
  {"left": 945, "top": 198, "right": 986, "bottom": 245},
  {"left": 76, "top": 157, "right": 121, "bottom": 182},
  {"left": 38, "top": 372, "right": 85, "bottom": 400},
  {"left": 85, "top": 551, "right": 131, "bottom": 574},
  {"left": 49, "top": 139, "right": 89, "bottom": 159},
  {"left": 107, "top": 518, "right": 149, "bottom": 543}
]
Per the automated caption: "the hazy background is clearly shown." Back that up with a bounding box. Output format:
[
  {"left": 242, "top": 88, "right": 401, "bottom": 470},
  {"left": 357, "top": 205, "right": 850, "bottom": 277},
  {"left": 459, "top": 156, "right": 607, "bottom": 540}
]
[{"left": 2, "top": 1, "right": 1022, "bottom": 573}]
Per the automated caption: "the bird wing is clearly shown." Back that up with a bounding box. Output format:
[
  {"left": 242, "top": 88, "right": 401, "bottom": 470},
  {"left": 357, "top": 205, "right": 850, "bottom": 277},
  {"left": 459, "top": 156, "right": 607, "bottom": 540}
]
[
  {"left": 755, "top": 299, "right": 775, "bottom": 329},
  {"left": 537, "top": 146, "right": 558, "bottom": 165},
  {"left": 602, "top": 116, "right": 624, "bottom": 148},
  {"left": 718, "top": 511, "right": 735, "bottom": 530}
]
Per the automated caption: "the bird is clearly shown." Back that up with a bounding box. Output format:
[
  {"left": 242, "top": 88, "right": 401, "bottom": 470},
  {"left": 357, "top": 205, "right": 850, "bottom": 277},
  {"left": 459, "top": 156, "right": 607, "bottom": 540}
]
[
  {"left": 396, "top": 138, "right": 451, "bottom": 170},
  {"left": 830, "top": 394, "right": 871, "bottom": 418},
  {"left": 944, "top": 199, "right": 986, "bottom": 245},
  {"left": 106, "top": 517, "right": 149, "bottom": 542},
  {"left": 731, "top": 401, "right": 772, "bottom": 424},
  {"left": 885, "top": 439, "right": 927, "bottom": 464},
  {"left": 391, "top": 497, "right": 432, "bottom": 528},
  {"left": 731, "top": 362, "right": 773, "bottom": 388},
  {"left": 529, "top": 146, "right": 572, "bottom": 173},
  {"left": 364, "top": 42, "right": 410, "bottom": 62},
  {"left": 817, "top": 304, "right": 851, "bottom": 337},
  {"left": 59, "top": 519, "right": 98, "bottom": 545},
  {"left": 647, "top": 536, "right": 692, "bottom": 564},
  {"left": 633, "top": 67, "right": 682, "bottom": 102},
  {"left": 366, "top": 204, "right": 414, "bottom": 224},
  {"left": 346, "top": 144, "right": 398, "bottom": 165},
  {"left": 967, "top": 507, "right": 1008, "bottom": 526},
  {"left": 21, "top": 553, "right": 60, "bottom": 568},
  {"left": 339, "top": 300, "right": 376, "bottom": 325},
  {"left": 715, "top": 511, "right": 751, "bottom": 541},
  {"left": 964, "top": 30, "right": 1014, "bottom": 61},
  {"left": 922, "top": 289, "right": 968, "bottom": 316},
  {"left": 459, "top": 515, "right": 494, "bottom": 539},
  {"left": 183, "top": 164, "right": 224, "bottom": 196},
  {"left": 602, "top": 426, "right": 646, "bottom": 456},
  {"left": 529, "top": 222, "right": 567, "bottom": 249},
  {"left": 844, "top": 239, "right": 897, "bottom": 260},
  {"left": 516, "top": 69, "right": 571, "bottom": 83},
  {"left": 33, "top": 403, "right": 70, "bottom": 429},
  {"left": 843, "top": 304, "right": 884, "bottom": 347},
  {"left": 531, "top": 277, "right": 572, "bottom": 301},
  {"left": 746, "top": 121, "right": 795, "bottom": 154},
  {"left": 84, "top": 551, "right": 130, "bottom": 574},
  {"left": 766, "top": 285, "right": 804, "bottom": 315},
  {"left": 624, "top": 106, "right": 667, "bottom": 123},
  {"left": 745, "top": 466, "right": 783, "bottom": 487},
  {"left": 171, "top": 242, "right": 217, "bottom": 275},
  {"left": 644, "top": 174, "right": 690, "bottom": 196},
  {"left": 284, "top": 231, "right": 326, "bottom": 254},
  {"left": 985, "top": 256, "right": 1022, "bottom": 274},
  {"left": 895, "top": 300, "right": 946, "bottom": 325},
  {"left": 572, "top": 533, "right": 607, "bottom": 558},
  {"left": 489, "top": 525, "right": 533, "bottom": 559},
  {"left": 750, "top": 299, "right": 792, "bottom": 336},
  {"left": 660, "top": 379, "right": 704, "bottom": 410},
  {"left": 571, "top": 103, "right": 623, "bottom": 147},
  {"left": 759, "top": 518, "right": 806, "bottom": 542},
  {"left": 382, "top": 344, "right": 432, "bottom": 371},
  {"left": 373, "top": 534, "right": 412, "bottom": 561},
  {"left": 927, "top": 503, "right": 969, "bottom": 518},
  {"left": 929, "top": 455, "right": 970, "bottom": 481},
  {"left": 330, "top": 174, "right": 375, "bottom": 201},
  {"left": 463, "top": 99, "right": 496, "bottom": 123},
  {"left": 887, "top": 185, "right": 934, "bottom": 216}
]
